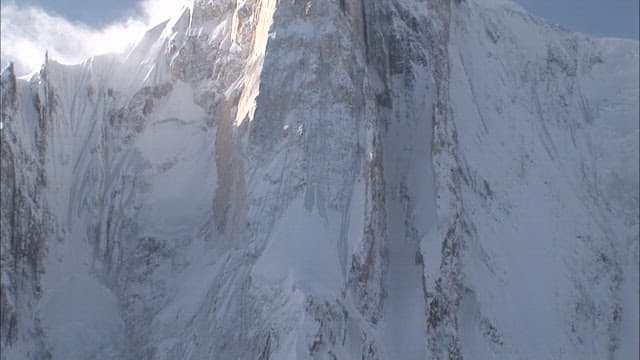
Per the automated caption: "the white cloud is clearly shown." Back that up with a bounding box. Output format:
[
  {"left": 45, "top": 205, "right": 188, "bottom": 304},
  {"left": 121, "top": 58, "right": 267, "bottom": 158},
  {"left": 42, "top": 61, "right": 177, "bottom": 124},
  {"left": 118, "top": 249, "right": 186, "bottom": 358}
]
[{"left": 0, "top": 0, "right": 185, "bottom": 75}]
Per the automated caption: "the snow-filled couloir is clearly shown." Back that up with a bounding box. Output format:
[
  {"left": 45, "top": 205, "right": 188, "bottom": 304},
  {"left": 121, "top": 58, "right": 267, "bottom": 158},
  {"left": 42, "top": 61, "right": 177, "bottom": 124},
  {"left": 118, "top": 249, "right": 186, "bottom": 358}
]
[{"left": 1, "top": 0, "right": 638, "bottom": 359}]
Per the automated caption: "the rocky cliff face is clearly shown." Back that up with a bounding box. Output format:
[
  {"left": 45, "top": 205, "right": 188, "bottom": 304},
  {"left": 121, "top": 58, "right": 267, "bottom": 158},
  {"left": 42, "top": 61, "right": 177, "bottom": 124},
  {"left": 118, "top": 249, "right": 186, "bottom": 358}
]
[{"left": 1, "top": 0, "right": 637, "bottom": 359}]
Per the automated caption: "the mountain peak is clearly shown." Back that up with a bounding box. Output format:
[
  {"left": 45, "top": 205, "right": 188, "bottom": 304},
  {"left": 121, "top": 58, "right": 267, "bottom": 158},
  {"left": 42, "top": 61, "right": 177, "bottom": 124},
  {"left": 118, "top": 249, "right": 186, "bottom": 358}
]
[{"left": 1, "top": 1, "right": 637, "bottom": 359}]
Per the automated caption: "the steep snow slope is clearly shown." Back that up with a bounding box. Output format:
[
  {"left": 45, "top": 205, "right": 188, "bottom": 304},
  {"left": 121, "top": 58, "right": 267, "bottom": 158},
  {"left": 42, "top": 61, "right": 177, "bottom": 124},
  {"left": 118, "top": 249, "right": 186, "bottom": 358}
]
[
  {"left": 1, "top": 0, "right": 637, "bottom": 359},
  {"left": 446, "top": 2, "right": 639, "bottom": 359}
]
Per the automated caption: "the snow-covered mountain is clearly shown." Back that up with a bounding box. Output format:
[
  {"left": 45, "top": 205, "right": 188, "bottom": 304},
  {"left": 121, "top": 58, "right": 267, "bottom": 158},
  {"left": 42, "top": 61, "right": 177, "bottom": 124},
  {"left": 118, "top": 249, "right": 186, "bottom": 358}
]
[{"left": 1, "top": 0, "right": 637, "bottom": 359}]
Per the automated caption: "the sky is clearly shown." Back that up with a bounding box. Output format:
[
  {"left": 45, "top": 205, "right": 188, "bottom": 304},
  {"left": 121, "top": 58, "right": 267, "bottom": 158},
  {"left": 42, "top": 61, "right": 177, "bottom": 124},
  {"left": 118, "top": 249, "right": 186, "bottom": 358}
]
[
  {"left": 7, "top": 0, "right": 144, "bottom": 28},
  {"left": 518, "top": 0, "right": 639, "bottom": 39},
  {"left": 1, "top": 0, "right": 639, "bottom": 75}
]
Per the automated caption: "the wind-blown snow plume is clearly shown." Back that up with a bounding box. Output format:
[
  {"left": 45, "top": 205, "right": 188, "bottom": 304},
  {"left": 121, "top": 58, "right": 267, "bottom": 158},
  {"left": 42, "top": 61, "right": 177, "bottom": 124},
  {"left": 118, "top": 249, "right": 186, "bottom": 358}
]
[{"left": 0, "top": 0, "right": 184, "bottom": 75}]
